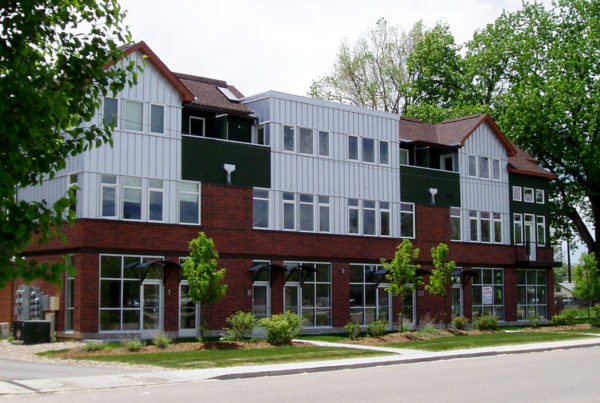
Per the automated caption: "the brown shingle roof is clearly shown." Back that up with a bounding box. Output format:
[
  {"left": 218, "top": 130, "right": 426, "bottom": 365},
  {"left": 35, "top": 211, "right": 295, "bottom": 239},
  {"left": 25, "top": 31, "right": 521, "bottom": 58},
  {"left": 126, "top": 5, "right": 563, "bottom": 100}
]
[
  {"left": 400, "top": 114, "right": 555, "bottom": 178},
  {"left": 174, "top": 73, "right": 252, "bottom": 117}
]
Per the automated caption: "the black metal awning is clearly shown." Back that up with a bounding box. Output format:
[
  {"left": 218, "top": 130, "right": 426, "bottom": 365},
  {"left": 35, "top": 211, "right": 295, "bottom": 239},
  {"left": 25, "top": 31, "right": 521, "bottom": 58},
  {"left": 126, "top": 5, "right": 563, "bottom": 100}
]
[
  {"left": 247, "top": 263, "right": 297, "bottom": 286},
  {"left": 124, "top": 260, "right": 183, "bottom": 285},
  {"left": 283, "top": 265, "right": 317, "bottom": 286},
  {"left": 451, "top": 269, "right": 477, "bottom": 285}
]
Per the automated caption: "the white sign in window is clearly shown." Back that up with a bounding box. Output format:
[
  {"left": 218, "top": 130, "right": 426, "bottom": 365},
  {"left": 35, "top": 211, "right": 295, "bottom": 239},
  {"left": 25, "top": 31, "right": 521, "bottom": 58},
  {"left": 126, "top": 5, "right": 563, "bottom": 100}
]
[{"left": 482, "top": 286, "right": 493, "bottom": 305}]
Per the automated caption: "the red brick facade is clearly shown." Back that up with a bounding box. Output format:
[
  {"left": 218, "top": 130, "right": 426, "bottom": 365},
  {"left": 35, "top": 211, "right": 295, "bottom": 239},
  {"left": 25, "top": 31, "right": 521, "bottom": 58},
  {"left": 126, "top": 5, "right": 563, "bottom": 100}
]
[{"left": 2, "top": 183, "right": 558, "bottom": 337}]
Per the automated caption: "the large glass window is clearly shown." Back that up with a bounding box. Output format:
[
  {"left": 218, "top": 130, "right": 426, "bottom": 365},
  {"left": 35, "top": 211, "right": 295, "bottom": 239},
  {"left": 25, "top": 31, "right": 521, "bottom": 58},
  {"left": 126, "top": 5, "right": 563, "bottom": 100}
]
[
  {"left": 472, "top": 268, "right": 504, "bottom": 320},
  {"left": 124, "top": 100, "right": 143, "bottom": 131},
  {"left": 318, "top": 196, "right": 330, "bottom": 233},
  {"left": 252, "top": 260, "right": 270, "bottom": 319},
  {"left": 450, "top": 207, "right": 461, "bottom": 241},
  {"left": 283, "top": 192, "right": 295, "bottom": 230},
  {"left": 517, "top": 269, "right": 547, "bottom": 319},
  {"left": 537, "top": 216, "right": 546, "bottom": 246},
  {"left": 285, "top": 262, "right": 331, "bottom": 327},
  {"left": 350, "top": 264, "right": 390, "bottom": 325},
  {"left": 148, "top": 179, "right": 163, "bottom": 222},
  {"left": 380, "top": 202, "right": 390, "bottom": 236},
  {"left": 150, "top": 104, "right": 164, "bottom": 134},
  {"left": 480, "top": 212, "right": 491, "bottom": 243},
  {"left": 348, "top": 198, "right": 359, "bottom": 234},
  {"left": 348, "top": 135, "right": 358, "bottom": 160},
  {"left": 103, "top": 97, "right": 118, "bottom": 128},
  {"left": 299, "top": 194, "right": 314, "bottom": 231},
  {"left": 362, "top": 138, "right": 375, "bottom": 163},
  {"left": 400, "top": 203, "right": 414, "bottom": 238},
  {"left": 479, "top": 156, "right": 489, "bottom": 179},
  {"left": 493, "top": 212, "right": 502, "bottom": 243},
  {"left": 318, "top": 131, "right": 329, "bottom": 156},
  {"left": 283, "top": 125, "right": 295, "bottom": 151},
  {"left": 123, "top": 176, "right": 142, "bottom": 220},
  {"left": 299, "top": 127, "right": 313, "bottom": 154},
  {"left": 101, "top": 174, "right": 118, "bottom": 218},
  {"left": 179, "top": 281, "right": 196, "bottom": 330},
  {"left": 65, "top": 255, "right": 74, "bottom": 332},
  {"left": 469, "top": 210, "right": 479, "bottom": 242},
  {"left": 253, "top": 188, "right": 269, "bottom": 228},
  {"left": 363, "top": 200, "right": 376, "bottom": 235},
  {"left": 514, "top": 214, "right": 523, "bottom": 244},
  {"left": 179, "top": 182, "right": 200, "bottom": 224},
  {"left": 379, "top": 141, "right": 389, "bottom": 165}
]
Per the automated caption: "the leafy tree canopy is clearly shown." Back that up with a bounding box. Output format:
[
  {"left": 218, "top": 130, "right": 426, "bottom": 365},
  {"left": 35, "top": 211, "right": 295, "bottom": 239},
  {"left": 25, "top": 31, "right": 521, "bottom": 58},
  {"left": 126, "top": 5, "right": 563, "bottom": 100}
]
[
  {"left": 183, "top": 232, "right": 227, "bottom": 305},
  {"left": 425, "top": 243, "right": 456, "bottom": 296},
  {"left": 573, "top": 253, "right": 600, "bottom": 304},
  {"left": 0, "top": 0, "right": 138, "bottom": 288},
  {"left": 381, "top": 239, "right": 422, "bottom": 297}
]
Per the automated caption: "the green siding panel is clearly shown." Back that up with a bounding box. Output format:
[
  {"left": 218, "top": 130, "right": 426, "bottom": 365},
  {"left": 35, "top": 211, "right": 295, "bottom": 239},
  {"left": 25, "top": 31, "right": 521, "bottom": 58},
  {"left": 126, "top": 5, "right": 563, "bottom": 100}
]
[
  {"left": 509, "top": 174, "right": 551, "bottom": 245},
  {"left": 182, "top": 136, "right": 271, "bottom": 188},
  {"left": 400, "top": 165, "right": 460, "bottom": 207}
]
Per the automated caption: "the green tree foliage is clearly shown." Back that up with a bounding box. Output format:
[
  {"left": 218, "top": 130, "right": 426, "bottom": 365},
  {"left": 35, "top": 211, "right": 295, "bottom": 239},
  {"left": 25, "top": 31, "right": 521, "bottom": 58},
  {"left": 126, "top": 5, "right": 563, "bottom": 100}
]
[
  {"left": 573, "top": 253, "right": 600, "bottom": 321},
  {"left": 405, "top": 0, "right": 600, "bottom": 257},
  {"left": 426, "top": 243, "right": 456, "bottom": 324},
  {"left": 0, "top": 0, "right": 139, "bottom": 288},
  {"left": 183, "top": 232, "right": 228, "bottom": 334},
  {"left": 309, "top": 18, "right": 426, "bottom": 114},
  {"left": 380, "top": 239, "right": 421, "bottom": 331}
]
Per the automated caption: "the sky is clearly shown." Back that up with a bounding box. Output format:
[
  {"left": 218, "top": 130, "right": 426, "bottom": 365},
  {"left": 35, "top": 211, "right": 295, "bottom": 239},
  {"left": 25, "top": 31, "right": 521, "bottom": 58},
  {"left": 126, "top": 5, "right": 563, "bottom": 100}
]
[{"left": 118, "top": 0, "right": 554, "bottom": 97}]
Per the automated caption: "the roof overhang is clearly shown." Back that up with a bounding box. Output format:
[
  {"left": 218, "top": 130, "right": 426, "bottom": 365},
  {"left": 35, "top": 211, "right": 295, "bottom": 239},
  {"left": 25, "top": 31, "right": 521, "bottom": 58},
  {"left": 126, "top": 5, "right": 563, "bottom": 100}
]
[{"left": 507, "top": 165, "right": 557, "bottom": 179}]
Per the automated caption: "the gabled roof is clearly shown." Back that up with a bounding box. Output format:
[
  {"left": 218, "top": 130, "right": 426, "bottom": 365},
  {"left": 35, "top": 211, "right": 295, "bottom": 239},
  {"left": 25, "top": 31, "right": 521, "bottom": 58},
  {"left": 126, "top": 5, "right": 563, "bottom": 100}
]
[
  {"left": 174, "top": 73, "right": 253, "bottom": 117},
  {"left": 400, "top": 114, "right": 516, "bottom": 156},
  {"left": 117, "top": 41, "right": 195, "bottom": 103},
  {"left": 507, "top": 141, "right": 556, "bottom": 179}
]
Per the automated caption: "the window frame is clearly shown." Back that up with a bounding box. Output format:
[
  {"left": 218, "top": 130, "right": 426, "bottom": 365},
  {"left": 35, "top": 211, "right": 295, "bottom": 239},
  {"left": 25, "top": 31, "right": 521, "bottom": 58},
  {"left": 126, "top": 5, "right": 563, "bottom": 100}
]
[
  {"left": 150, "top": 103, "right": 165, "bottom": 134},
  {"left": 491, "top": 158, "right": 501, "bottom": 180},
  {"left": 362, "top": 138, "right": 375, "bottom": 163},
  {"left": 478, "top": 156, "right": 490, "bottom": 179},
  {"left": 535, "top": 189, "right": 545, "bottom": 204},
  {"left": 283, "top": 192, "right": 295, "bottom": 231},
  {"left": 513, "top": 213, "right": 523, "bottom": 245},
  {"left": 252, "top": 188, "right": 270, "bottom": 229},
  {"left": 318, "top": 195, "right": 330, "bottom": 233},
  {"left": 379, "top": 201, "right": 390, "bottom": 237},
  {"left": 379, "top": 141, "right": 390, "bottom": 165},
  {"left": 349, "top": 264, "right": 392, "bottom": 326},
  {"left": 493, "top": 212, "right": 502, "bottom": 244},
  {"left": 189, "top": 116, "right": 206, "bottom": 137},
  {"left": 399, "top": 148, "right": 409, "bottom": 165},
  {"left": 400, "top": 202, "right": 415, "bottom": 239},
  {"left": 523, "top": 187, "right": 534, "bottom": 203},
  {"left": 512, "top": 186, "right": 522, "bottom": 202},
  {"left": 148, "top": 178, "right": 164, "bottom": 222},
  {"left": 122, "top": 176, "right": 143, "bottom": 221},
  {"left": 362, "top": 200, "right": 376, "bottom": 235},
  {"left": 103, "top": 97, "right": 119, "bottom": 128},
  {"left": 298, "top": 127, "right": 314, "bottom": 155},
  {"left": 348, "top": 135, "right": 359, "bottom": 161},
  {"left": 517, "top": 269, "right": 547, "bottom": 320},
  {"left": 100, "top": 174, "right": 118, "bottom": 219},
  {"left": 536, "top": 216, "right": 546, "bottom": 246},
  {"left": 123, "top": 99, "right": 144, "bottom": 132},
  {"left": 64, "top": 254, "right": 75, "bottom": 332},
  {"left": 348, "top": 198, "right": 360, "bottom": 234},
  {"left": 468, "top": 154, "right": 477, "bottom": 177},
  {"left": 298, "top": 193, "right": 315, "bottom": 232},
  {"left": 318, "top": 130, "right": 330, "bottom": 157},
  {"left": 283, "top": 125, "right": 295, "bottom": 152},
  {"left": 450, "top": 207, "right": 461, "bottom": 241},
  {"left": 480, "top": 211, "right": 491, "bottom": 243},
  {"left": 472, "top": 267, "right": 504, "bottom": 321},
  {"left": 179, "top": 181, "right": 201, "bottom": 225}
]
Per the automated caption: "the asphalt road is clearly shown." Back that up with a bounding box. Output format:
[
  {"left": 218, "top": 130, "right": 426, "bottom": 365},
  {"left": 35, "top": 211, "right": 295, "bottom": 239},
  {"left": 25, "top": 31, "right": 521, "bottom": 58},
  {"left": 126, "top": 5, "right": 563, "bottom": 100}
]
[
  {"left": 5, "top": 346, "right": 600, "bottom": 402},
  {"left": 0, "top": 359, "right": 141, "bottom": 381}
]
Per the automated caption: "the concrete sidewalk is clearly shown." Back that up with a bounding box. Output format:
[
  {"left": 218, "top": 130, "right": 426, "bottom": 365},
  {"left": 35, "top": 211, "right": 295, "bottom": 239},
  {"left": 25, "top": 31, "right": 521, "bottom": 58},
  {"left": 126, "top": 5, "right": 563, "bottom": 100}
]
[{"left": 2, "top": 336, "right": 600, "bottom": 396}]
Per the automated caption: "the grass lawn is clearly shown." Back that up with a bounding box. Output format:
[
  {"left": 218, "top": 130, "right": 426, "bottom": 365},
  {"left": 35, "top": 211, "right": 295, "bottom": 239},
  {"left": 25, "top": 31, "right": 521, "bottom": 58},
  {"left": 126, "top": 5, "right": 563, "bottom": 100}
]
[
  {"left": 386, "top": 332, "right": 593, "bottom": 351},
  {"left": 76, "top": 346, "right": 390, "bottom": 369},
  {"left": 297, "top": 334, "right": 351, "bottom": 342}
]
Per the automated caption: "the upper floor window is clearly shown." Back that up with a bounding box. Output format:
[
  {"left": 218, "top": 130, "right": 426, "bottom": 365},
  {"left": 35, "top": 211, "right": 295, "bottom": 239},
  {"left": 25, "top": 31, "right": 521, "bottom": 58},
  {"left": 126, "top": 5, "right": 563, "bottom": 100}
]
[
  {"left": 399, "top": 148, "right": 409, "bottom": 165},
  {"left": 379, "top": 141, "right": 389, "bottom": 165},
  {"left": 179, "top": 182, "right": 200, "bottom": 224},
  {"left": 252, "top": 124, "right": 268, "bottom": 145},
  {"left": 479, "top": 156, "right": 489, "bottom": 179},
  {"left": 253, "top": 188, "right": 269, "bottom": 229},
  {"left": 318, "top": 196, "right": 330, "bottom": 233},
  {"left": 189, "top": 116, "right": 205, "bottom": 136},
  {"left": 348, "top": 198, "right": 359, "bottom": 234},
  {"left": 469, "top": 210, "right": 479, "bottom": 242},
  {"left": 363, "top": 200, "right": 376, "bottom": 235},
  {"left": 348, "top": 135, "right": 358, "bottom": 160},
  {"left": 124, "top": 100, "right": 143, "bottom": 131},
  {"left": 362, "top": 138, "right": 375, "bottom": 163},
  {"left": 299, "top": 127, "right": 313, "bottom": 154},
  {"left": 68, "top": 174, "right": 78, "bottom": 215},
  {"left": 441, "top": 154, "right": 455, "bottom": 172},
  {"left": 450, "top": 207, "right": 461, "bottom": 241},
  {"left": 299, "top": 194, "right": 314, "bottom": 231},
  {"left": 480, "top": 211, "right": 491, "bottom": 243},
  {"left": 101, "top": 174, "right": 118, "bottom": 218},
  {"left": 148, "top": 179, "right": 163, "bottom": 222},
  {"left": 150, "top": 105, "right": 164, "bottom": 134},
  {"left": 512, "top": 186, "right": 522, "bottom": 202},
  {"left": 537, "top": 216, "right": 546, "bottom": 246},
  {"left": 380, "top": 202, "right": 390, "bottom": 236},
  {"left": 523, "top": 187, "right": 534, "bottom": 203},
  {"left": 283, "top": 192, "right": 295, "bottom": 230},
  {"left": 103, "top": 97, "right": 118, "bottom": 128},
  {"left": 283, "top": 125, "right": 295, "bottom": 151},
  {"left": 492, "top": 159, "right": 501, "bottom": 180},
  {"left": 535, "top": 189, "right": 545, "bottom": 204},
  {"left": 513, "top": 213, "right": 523, "bottom": 245},
  {"left": 318, "top": 131, "right": 329, "bottom": 157},
  {"left": 493, "top": 212, "right": 502, "bottom": 243},
  {"left": 468, "top": 155, "right": 477, "bottom": 177},
  {"left": 400, "top": 203, "right": 415, "bottom": 238},
  {"left": 123, "top": 176, "right": 142, "bottom": 220}
]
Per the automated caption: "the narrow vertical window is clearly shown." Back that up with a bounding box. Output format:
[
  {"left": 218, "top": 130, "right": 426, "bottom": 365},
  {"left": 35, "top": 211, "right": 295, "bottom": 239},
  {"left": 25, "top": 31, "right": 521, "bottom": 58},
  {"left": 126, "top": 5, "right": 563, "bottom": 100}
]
[
  {"left": 123, "top": 177, "right": 142, "bottom": 220},
  {"left": 124, "top": 100, "right": 143, "bottom": 131},
  {"left": 379, "top": 141, "right": 389, "bottom": 165},
  {"left": 348, "top": 198, "right": 359, "bottom": 234},
  {"left": 318, "top": 196, "right": 330, "bottom": 232},
  {"left": 283, "top": 125, "right": 295, "bottom": 151},
  {"left": 535, "top": 189, "right": 545, "bottom": 204},
  {"left": 299, "top": 127, "right": 313, "bottom": 154},
  {"left": 180, "top": 182, "right": 200, "bottom": 224},
  {"left": 480, "top": 212, "right": 491, "bottom": 243},
  {"left": 362, "top": 138, "right": 375, "bottom": 163},
  {"left": 399, "top": 148, "right": 409, "bottom": 165},
  {"left": 363, "top": 200, "right": 376, "bottom": 235},
  {"left": 536, "top": 216, "right": 546, "bottom": 246},
  {"left": 513, "top": 186, "right": 522, "bottom": 201},
  {"left": 101, "top": 174, "right": 117, "bottom": 218},
  {"left": 252, "top": 188, "right": 269, "bottom": 229},
  {"left": 469, "top": 210, "right": 479, "bottom": 242},
  {"left": 299, "top": 194, "right": 314, "bottom": 231},
  {"left": 479, "top": 156, "right": 489, "bottom": 179},
  {"left": 64, "top": 254, "right": 75, "bottom": 332},
  {"left": 68, "top": 173, "right": 78, "bottom": 215},
  {"left": 318, "top": 131, "right": 329, "bottom": 156},
  {"left": 492, "top": 159, "right": 501, "bottom": 180},
  {"left": 400, "top": 203, "right": 414, "bottom": 238},
  {"left": 348, "top": 135, "right": 358, "bottom": 160},
  {"left": 493, "top": 212, "right": 502, "bottom": 243},
  {"left": 450, "top": 207, "right": 461, "bottom": 241},
  {"left": 514, "top": 214, "right": 523, "bottom": 245},
  {"left": 468, "top": 155, "right": 477, "bottom": 177},
  {"left": 148, "top": 179, "right": 163, "bottom": 221},
  {"left": 103, "top": 97, "right": 118, "bottom": 128},
  {"left": 380, "top": 202, "right": 390, "bottom": 236},
  {"left": 150, "top": 105, "right": 164, "bottom": 134},
  {"left": 283, "top": 192, "right": 295, "bottom": 230}
]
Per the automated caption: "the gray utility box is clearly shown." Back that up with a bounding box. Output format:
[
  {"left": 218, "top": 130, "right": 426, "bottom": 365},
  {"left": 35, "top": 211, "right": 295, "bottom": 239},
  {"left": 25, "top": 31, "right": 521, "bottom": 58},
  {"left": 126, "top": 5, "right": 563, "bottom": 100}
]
[{"left": 13, "top": 320, "right": 51, "bottom": 344}]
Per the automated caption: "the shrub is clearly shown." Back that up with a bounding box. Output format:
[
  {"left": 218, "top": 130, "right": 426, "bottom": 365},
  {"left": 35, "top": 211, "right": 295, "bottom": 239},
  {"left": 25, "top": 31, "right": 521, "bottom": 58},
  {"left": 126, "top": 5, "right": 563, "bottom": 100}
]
[
  {"left": 260, "top": 311, "right": 303, "bottom": 345},
  {"left": 126, "top": 340, "right": 143, "bottom": 352},
  {"left": 562, "top": 308, "right": 578, "bottom": 326},
  {"left": 474, "top": 315, "right": 499, "bottom": 331},
  {"left": 551, "top": 315, "right": 567, "bottom": 326},
  {"left": 344, "top": 322, "right": 361, "bottom": 339},
  {"left": 528, "top": 314, "right": 541, "bottom": 328},
  {"left": 415, "top": 325, "right": 440, "bottom": 340},
  {"left": 366, "top": 319, "right": 387, "bottom": 337},
  {"left": 84, "top": 341, "right": 105, "bottom": 352},
  {"left": 452, "top": 316, "right": 469, "bottom": 330},
  {"left": 592, "top": 303, "right": 600, "bottom": 321},
  {"left": 224, "top": 311, "right": 257, "bottom": 341},
  {"left": 153, "top": 334, "right": 171, "bottom": 349}
]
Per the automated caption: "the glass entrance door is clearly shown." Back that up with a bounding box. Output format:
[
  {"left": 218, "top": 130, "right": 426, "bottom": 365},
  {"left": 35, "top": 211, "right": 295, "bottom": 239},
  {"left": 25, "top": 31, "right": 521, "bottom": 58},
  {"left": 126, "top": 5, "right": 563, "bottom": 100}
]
[
  {"left": 377, "top": 285, "right": 391, "bottom": 324},
  {"left": 253, "top": 284, "right": 270, "bottom": 319},
  {"left": 524, "top": 215, "right": 536, "bottom": 260},
  {"left": 451, "top": 284, "right": 463, "bottom": 318},
  {"left": 284, "top": 284, "right": 299, "bottom": 315},
  {"left": 142, "top": 281, "right": 162, "bottom": 336}
]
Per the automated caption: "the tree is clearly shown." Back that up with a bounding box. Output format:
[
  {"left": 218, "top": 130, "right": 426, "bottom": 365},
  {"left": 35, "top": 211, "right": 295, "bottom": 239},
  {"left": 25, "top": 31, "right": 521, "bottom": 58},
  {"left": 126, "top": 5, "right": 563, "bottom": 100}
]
[
  {"left": 380, "top": 239, "right": 421, "bottom": 332},
  {"left": 405, "top": 0, "right": 600, "bottom": 258},
  {"left": 0, "top": 0, "right": 139, "bottom": 288},
  {"left": 182, "top": 232, "right": 228, "bottom": 336},
  {"left": 573, "top": 253, "right": 600, "bottom": 322},
  {"left": 309, "top": 18, "right": 426, "bottom": 114},
  {"left": 425, "top": 243, "right": 456, "bottom": 324}
]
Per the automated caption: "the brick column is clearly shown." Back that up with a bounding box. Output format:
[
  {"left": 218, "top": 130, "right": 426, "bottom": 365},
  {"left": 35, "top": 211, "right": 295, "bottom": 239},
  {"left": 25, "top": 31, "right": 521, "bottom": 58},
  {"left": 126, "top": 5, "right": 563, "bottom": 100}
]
[
  {"left": 504, "top": 268, "right": 517, "bottom": 321},
  {"left": 332, "top": 262, "right": 350, "bottom": 328}
]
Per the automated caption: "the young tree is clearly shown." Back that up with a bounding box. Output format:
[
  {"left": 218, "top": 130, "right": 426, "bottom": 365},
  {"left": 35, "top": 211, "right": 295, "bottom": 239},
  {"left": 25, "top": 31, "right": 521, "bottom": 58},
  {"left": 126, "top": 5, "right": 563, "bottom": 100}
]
[
  {"left": 573, "top": 253, "right": 600, "bottom": 322},
  {"left": 425, "top": 243, "right": 456, "bottom": 325},
  {"left": 1, "top": 0, "right": 139, "bottom": 287},
  {"left": 182, "top": 232, "right": 228, "bottom": 337},
  {"left": 380, "top": 239, "right": 421, "bottom": 332}
]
